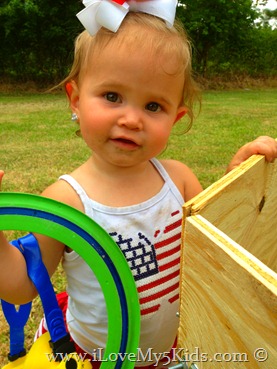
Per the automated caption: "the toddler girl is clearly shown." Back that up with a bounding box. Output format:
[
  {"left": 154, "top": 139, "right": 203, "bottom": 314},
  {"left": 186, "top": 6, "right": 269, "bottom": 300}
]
[{"left": 0, "top": 1, "right": 276, "bottom": 367}]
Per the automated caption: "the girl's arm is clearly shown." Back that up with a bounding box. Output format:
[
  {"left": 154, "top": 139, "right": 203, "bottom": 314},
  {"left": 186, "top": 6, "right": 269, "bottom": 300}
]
[
  {"left": 0, "top": 231, "right": 37, "bottom": 304},
  {"left": 0, "top": 233, "right": 64, "bottom": 305},
  {"left": 226, "top": 136, "right": 277, "bottom": 173},
  {"left": 0, "top": 171, "right": 34, "bottom": 303},
  {"left": 0, "top": 172, "right": 79, "bottom": 305}
]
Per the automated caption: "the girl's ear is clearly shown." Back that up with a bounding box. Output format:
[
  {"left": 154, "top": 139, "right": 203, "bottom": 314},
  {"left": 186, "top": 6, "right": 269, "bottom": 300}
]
[
  {"left": 174, "top": 106, "right": 188, "bottom": 124},
  {"left": 65, "top": 81, "right": 80, "bottom": 113},
  {"left": 65, "top": 82, "right": 73, "bottom": 98}
]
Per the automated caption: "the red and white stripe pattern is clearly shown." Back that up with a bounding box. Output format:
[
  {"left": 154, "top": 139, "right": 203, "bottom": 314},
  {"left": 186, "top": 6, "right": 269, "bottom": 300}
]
[
  {"left": 112, "top": 210, "right": 182, "bottom": 317},
  {"left": 139, "top": 210, "right": 181, "bottom": 316}
]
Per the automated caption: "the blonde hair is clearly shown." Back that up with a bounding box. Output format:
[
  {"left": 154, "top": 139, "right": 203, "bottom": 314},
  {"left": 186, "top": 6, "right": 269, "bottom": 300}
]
[{"left": 63, "top": 12, "right": 200, "bottom": 128}]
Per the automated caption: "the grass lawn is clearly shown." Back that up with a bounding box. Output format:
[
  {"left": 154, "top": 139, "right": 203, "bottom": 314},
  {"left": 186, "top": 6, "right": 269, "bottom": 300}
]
[{"left": 0, "top": 88, "right": 276, "bottom": 365}]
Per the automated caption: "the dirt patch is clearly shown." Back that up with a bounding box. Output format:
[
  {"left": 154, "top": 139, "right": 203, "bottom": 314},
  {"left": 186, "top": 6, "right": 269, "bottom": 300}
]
[
  {"left": 0, "top": 82, "right": 63, "bottom": 94},
  {"left": 197, "top": 76, "right": 277, "bottom": 90}
]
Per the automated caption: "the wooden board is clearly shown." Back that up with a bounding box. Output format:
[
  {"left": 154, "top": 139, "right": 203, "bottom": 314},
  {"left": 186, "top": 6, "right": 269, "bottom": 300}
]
[
  {"left": 178, "top": 153, "right": 277, "bottom": 369},
  {"left": 183, "top": 154, "right": 277, "bottom": 272}
]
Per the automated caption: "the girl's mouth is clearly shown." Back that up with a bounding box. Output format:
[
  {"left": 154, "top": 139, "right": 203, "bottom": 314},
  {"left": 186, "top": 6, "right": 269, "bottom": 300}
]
[{"left": 111, "top": 137, "right": 139, "bottom": 150}]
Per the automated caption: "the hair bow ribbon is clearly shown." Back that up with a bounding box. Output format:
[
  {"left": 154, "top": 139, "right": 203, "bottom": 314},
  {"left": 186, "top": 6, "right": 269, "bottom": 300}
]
[{"left": 77, "top": 0, "right": 178, "bottom": 35}]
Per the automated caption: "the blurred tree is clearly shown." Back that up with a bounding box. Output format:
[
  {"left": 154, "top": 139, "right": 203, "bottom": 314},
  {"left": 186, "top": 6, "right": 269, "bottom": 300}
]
[
  {"left": 0, "top": 0, "right": 276, "bottom": 83},
  {"left": 0, "top": 0, "right": 82, "bottom": 84},
  {"left": 177, "top": 0, "right": 259, "bottom": 76}
]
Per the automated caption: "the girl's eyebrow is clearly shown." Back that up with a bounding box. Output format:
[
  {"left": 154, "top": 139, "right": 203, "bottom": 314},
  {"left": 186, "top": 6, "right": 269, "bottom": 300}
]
[
  {"left": 94, "top": 80, "right": 125, "bottom": 89},
  {"left": 154, "top": 96, "right": 172, "bottom": 106}
]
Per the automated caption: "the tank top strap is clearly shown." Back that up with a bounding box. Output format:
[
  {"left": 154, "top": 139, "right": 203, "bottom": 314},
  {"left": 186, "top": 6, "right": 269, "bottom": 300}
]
[
  {"left": 150, "top": 158, "right": 184, "bottom": 205},
  {"left": 59, "top": 174, "right": 94, "bottom": 217}
]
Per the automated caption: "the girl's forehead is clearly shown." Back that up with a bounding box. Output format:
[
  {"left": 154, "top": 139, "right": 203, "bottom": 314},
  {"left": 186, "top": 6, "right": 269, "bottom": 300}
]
[
  {"left": 88, "top": 30, "right": 184, "bottom": 75},
  {"left": 88, "top": 41, "right": 182, "bottom": 80}
]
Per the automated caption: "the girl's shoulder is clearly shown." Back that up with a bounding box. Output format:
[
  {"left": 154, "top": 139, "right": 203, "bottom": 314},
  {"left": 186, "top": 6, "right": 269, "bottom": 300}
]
[
  {"left": 40, "top": 178, "right": 85, "bottom": 213},
  {"left": 159, "top": 159, "right": 203, "bottom": 201}
]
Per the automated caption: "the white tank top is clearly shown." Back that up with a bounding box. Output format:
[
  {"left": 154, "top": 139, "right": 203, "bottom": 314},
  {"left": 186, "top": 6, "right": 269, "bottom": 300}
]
[{"left": 61, "top": 159, "right": 184, "bottom": 365}]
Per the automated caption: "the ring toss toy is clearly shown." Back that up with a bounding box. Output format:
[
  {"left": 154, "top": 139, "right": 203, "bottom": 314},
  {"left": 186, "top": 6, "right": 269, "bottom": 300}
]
[{"left": 0, "top": 192, "right": 140, "bottom": 369}]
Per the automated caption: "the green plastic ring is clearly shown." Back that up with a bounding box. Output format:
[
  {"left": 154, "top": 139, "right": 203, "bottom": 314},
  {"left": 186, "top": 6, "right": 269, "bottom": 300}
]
[{"left": 0, "top": 192, "right": 140, "bottom": 369}]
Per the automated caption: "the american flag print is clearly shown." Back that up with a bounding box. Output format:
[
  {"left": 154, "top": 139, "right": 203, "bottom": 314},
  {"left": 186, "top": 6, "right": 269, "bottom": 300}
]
[{"left": 110, "top": 209, "right": 181, "bottom": 317}]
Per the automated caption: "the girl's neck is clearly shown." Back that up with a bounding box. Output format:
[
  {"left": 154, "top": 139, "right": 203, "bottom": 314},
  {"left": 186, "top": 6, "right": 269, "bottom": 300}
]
[
  {"left": 88, "top": 154, "right": 152, "bottom": 181},
  {"left": 72, "top": 155, "right": 164, "bottom": 207}
]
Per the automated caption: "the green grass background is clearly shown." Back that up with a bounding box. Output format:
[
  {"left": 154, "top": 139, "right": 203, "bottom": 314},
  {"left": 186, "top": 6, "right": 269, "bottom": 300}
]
[{"left": 0, "top": 89, "right": 276, "bottom": 365}]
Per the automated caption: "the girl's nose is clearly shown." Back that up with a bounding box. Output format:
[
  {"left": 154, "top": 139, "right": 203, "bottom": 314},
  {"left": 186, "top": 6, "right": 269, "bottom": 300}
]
[{"left": 117, "top": 107, "right": 143, "bottom": 130}]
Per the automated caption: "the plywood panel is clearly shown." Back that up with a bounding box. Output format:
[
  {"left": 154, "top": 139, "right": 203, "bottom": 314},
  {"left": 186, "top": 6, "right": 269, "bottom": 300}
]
[
  {"left": 178, "top": 215, "right": 277, "bottom": 369},
  {"left": 183, "top": 154, "right": 277, "bottom": 272}
]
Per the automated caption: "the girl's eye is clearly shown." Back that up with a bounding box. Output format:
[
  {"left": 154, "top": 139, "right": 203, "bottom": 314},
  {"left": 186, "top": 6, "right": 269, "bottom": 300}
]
[
  {"left": 105, "top": 92, "right": 120, "bottom": 103},
  {"left": 146, "top": 102, "right": 161, "bottom": 112}
]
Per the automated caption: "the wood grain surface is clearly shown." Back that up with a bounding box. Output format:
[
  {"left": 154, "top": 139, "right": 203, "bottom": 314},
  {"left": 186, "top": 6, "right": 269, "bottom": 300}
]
[{"left": 179, "top": 152, "right": 277, "bottom": 368}]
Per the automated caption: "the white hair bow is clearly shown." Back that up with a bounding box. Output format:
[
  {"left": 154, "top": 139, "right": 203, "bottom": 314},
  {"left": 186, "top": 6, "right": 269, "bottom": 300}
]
[{"left": 77, "top": 0, "right": 178, "bottom": 35}]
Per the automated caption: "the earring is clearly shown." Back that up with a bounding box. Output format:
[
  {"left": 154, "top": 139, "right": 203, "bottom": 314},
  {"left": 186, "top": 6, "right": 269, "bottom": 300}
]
[{"left": 71, "top": 112, "right": 78, "bottom": 122}]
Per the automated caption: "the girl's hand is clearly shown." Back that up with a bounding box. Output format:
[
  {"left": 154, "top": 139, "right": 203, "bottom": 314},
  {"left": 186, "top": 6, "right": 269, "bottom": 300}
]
[{"left": 226, "top": 136, "right": 277, "bottom": 173}]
